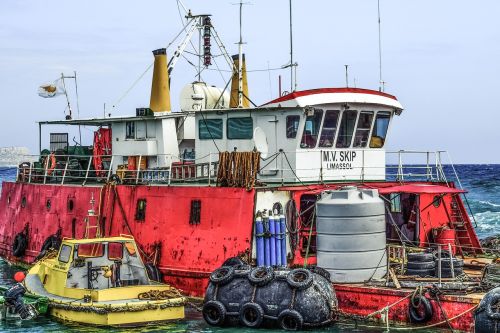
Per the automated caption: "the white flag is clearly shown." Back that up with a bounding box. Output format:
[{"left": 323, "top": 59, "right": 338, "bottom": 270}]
[{"left": 38, "top": 79, "right": 66, "bottom": 98}]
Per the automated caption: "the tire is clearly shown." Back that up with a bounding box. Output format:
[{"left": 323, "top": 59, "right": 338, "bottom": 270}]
[
  {"left": 239, "top": 302, "right": 264, "bottom": 328},
  {"left": 310, "top": 266, "right": 331, "bottom": 281},
  {"left": 286, "top": 268, "right": 313, "bottom": 290},
  {"left": 408, "top": 295, "right": 433, "bottom": 323},
  {"left": 202, "top": 300, "right": 226, "bottom": 326},
  {"left": 436, "top": 267, "right": 463, "bottom": 278},
  {"left": 435, "top": 258, "right": 464, "bottom": 268},
  {"left": 209, "top": 266, "right": 235, "bottom": 285},
  {"left": 109, "top": 174, "right": 122, "bottom": 184},
  {"left": 407, "top": 261, "right": 436, "bottom": 270},
  {"left": 12, "top": 233, "right": 28, "bottom": 258},
  {"left": 248, "top": 266, "right": 274, "bottom": 287},
  {"left": 35, "top": 234, "right": 61, "bottom": 261},
  {"left": 406, "top": 268, "right": 435, "bottom": 277},
  {"left": 277, "top": 309, "right": 304, "bottom": 331},
  {"left": 407, "top": 252, "right": 434, "bottom": 262}
]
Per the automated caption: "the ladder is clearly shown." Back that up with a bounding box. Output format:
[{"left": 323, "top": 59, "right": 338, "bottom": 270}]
[{"left": 449, "top": 195, "right": 481, "bottom": 257}]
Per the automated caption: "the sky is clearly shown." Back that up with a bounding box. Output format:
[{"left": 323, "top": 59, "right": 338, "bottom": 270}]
[{"left": 0, "top": 0, "right": 499, "bottom": 163}]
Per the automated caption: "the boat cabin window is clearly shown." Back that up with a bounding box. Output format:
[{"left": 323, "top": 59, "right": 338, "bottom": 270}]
[
  {"left": 369, "top": 111, "right": 391, "bottom": 148},
  {"left": 336, "top": 110, "right": 357, "bottom": 148},
  {"left": 199, "top": 119, "right": 223, "bottom": 140},
  {"left": 390, "top": 193, "right": 402, "bottom": 212},
  {"left": 77, "top": 243, "right": 105, "bottom": 258},
  {"left": 125, "top": 242, "right": 137, "bottom": 256},
  {"left": 353, "top": 111, "right": 374, "bottom": 148},
  {"left": 136, "top": 121, "right": 146, "bottom": 139},
  {"left": 108, "top": 242, "right": 123, "bottom": 260},
  {"left": 227, "top": 117, "right": 253, "bottom": 139},
  {"left": 318, "top": 110, "right": 340, "bottom": 148},
  {"left": 125, "top": 121, "right": 135, "bottom": 139},
  {"left": 58, "top": 244, "right": 72, "bottom": 263},
  {"left": 286, "top": 115, "right": 300, "bottom": 138},
  {"left": 300, "top": 109, "right": 323, "bottom": 148}
]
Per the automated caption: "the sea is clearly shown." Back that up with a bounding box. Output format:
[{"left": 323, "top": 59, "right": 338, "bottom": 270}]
[{"left": 0, "top": 165, "right": 498, "bottom": 333}]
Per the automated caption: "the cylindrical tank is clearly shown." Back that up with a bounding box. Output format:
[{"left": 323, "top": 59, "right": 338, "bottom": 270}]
[
  {"left": 435, "top": 228, "right": 456, "bottom": 255},
  {"left": 179, "top": 82, "right": 230, "bottom": 111},
  {"left": 316, "top": 186, "right": 387, "bottom": 283}
]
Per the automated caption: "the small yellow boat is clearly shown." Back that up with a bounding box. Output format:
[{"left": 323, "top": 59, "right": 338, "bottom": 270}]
[{"left": 24, "top": 235, "right": 185, "bottom": 326}]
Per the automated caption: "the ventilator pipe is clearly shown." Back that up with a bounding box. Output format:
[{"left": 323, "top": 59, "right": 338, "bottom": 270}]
[
  {"left": 150, "top": 48, "right": 171, "bottom": 113},
  {"left": 229, "top": 54, "right": 249, "bottom": 108}
]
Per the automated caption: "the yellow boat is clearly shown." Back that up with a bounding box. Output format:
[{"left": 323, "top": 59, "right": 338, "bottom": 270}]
[{"left": 24, "top": 235, "right": 185, "bottom": 326}]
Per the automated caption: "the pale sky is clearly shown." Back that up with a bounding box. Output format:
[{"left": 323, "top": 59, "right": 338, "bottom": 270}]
[{"left": 1, "top": 0, "right": 499, "bottom": 163}]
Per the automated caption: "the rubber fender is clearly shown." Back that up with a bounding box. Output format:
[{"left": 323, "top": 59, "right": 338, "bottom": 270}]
[
  {"left": 309, "top": 266, "right": 331, "bottom": 281},
  {"left": 406, "top": 268, "right": 435, "bottom": 277},
  {"left": 407, "top": 261, "right": 436, "bottom": 270},
  {"left": 248, "top": 266, "right": 274, "bottom": 287},
  {"left": 278, "top": 309, "right": 304, "bottom": 331},
  {"left": 286, "top": 268, "right": 313, "bottom": 290},
  {"left": 35, "top": 234, "right": 62, "bottom": 261},
  {"left": 209, "top": 266, "right": 235, "bottom": 285},
  {"left": 475, "top": 287, "right": 500, "bottom": 333},
  {"left": 408, "top": 295, "right": 433, "bottom": 323},
  {"left": 203, "top": 300, "right": 226, "bottom": 326},
  {"left": 407, "top": 252, "right": 434, "bottom": 263},
  {"left": 12, "top": 233, "right": 28, "bottom": 258},
  {"left": 239, "top": 302, "right": 264, "bottom": 328}
]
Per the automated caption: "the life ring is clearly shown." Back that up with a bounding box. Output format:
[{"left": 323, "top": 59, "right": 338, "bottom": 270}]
[
  {"left": 408, "top": 295, "right": 433, "bottom": 323},
  {"left": 239, "top": 302, "right": 264, "bottom": 328},
  {"left": 12, "top": 233, "right": 28, "bottom": 257},
  {"left": 202, "top": 300, "right": 226, "bottom": 326},
  {"left": 44, "top": 153, "right": 56, "bottom": 176}
]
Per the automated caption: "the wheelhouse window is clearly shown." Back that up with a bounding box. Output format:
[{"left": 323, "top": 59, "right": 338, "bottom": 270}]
[
  {"left": 336, "top": 110, "right": 357, "bottom": 148},
  {"left": 199, "top": 119, "right": 223, "bottom": 140},
  {"left": 318, "top": 110, "right": 340, "bottom": 148},
  {"left": 300, "top": 109, "right": 323, "bottom": 148},
  {"left": 58, "top": 244, "right": 72, "bottom": 263},
  {"left": 125, "top": 121, "right": 135, "bottom": 139},
  {"left": 227, "top": 117, "right": 253, "bottom": 139},
  {"left": 353, "top": 111, "right": 374, "bottom": 148},
  {"left": 369, "top": 111, "right": 391, "bottom": 148},
  {"left": 286, "top": 115, "right": 300, "bottom": 138}
]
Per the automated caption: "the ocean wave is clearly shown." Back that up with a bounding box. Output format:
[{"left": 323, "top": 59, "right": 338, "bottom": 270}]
[
  {"left": 478, "top": 200, "right": 500, "bottom": 208},
  {"left": 472, "top": 211, "right": 500, "bottom": 238}
]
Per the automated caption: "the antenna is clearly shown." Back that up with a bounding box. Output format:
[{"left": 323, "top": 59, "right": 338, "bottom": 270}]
[
  {"left": 377, "top": 0, "right": 384, "bottom": 91},
  {"left": 289, "top": 0, "right": 297, "bottom": 91},
  {"left": 344, "top": 65, "right": 349, "bottom": 87},
  {"left": 233, "top": 0, "right": 249, "bottom": 107}
]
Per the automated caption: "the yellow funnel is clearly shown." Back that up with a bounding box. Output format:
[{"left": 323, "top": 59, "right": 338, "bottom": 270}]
[
  {"left": 149, "top": 48, "right": 171, "bottom": 113},
  {"left": 230, "top": 54, "right": 249, "bottom": 108}
]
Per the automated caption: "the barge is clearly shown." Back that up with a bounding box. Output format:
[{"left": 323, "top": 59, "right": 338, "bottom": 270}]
[{"left": 0, "top": 7, "right": 497, "bottom": 331}]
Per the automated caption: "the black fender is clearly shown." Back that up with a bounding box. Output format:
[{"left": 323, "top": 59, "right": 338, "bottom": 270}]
[{"left": 408, "top": 295, "right": 433, "bottom": 323}]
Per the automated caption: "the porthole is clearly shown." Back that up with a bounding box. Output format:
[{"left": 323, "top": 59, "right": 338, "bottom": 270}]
[
  {"left": 68, "top": 199, "right": 74, "bottom": 212},
  {"left": 21, "top": 196, "right": 26, "bottom": 208},
  {"left": 46, "top": 199, "right": 51, "bottom": 211},
  {"left": 432, "top": 195, "right": 442, "bottom": 208},
  {"left": 7, "top": 196, "right": 10, "bottom": 204}
]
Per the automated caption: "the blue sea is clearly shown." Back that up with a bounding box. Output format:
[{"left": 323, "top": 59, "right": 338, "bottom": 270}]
[{"left": 0, "top": 165, "right": 498, "bottom": 332}]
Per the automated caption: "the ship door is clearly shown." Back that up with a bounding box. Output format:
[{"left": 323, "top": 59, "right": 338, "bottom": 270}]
[{"left": 256, "top": 115, "right": 278, "bottom": 174}]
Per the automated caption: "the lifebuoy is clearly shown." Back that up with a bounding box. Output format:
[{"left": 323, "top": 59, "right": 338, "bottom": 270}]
[
  {"left": 408, "top": 295, "right": 433, "bottom": 323},
  {"left": 12, "top": 233, "right": 28, "bottom": 257},
  {"left": 44, "top": 153, "right": 56, "bottom": 176}
]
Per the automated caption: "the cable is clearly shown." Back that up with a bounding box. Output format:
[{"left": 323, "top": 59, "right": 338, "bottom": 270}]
[{"left": 111, "top": 63, "right": 153, "bottom": 110}]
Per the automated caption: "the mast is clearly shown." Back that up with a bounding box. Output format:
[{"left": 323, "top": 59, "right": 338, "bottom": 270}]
[
  {"left": 377, "top": 0, "right": 384, "bottom": 92},
  {"left": 237, "top": 0, "right": 245, "bottom": 107},
  {"left": 288, "top": 0, "right": 297, "bottom": 92}
]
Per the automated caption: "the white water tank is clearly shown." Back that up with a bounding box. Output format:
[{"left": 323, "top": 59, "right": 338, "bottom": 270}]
[
  {"left": 179, "top": 82, "right": 230, "bottom": 111},
  {"left": 316, "top": 186, "right": 387, "bottom": 283}
]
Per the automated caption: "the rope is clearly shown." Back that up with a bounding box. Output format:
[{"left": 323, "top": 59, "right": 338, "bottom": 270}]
[{"left": 216, "top": 151, "right": 260, "bottom": 189}]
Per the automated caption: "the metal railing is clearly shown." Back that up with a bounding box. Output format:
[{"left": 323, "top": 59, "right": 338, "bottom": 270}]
[{"left": 13, "top": 150, "right": 458, "bottom": 186}]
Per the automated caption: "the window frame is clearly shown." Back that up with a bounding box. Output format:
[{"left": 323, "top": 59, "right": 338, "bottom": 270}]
[
  {"left": 199, "top": 118, "right": 223, "bottom": 140},
  {"left": 353, "top": 111, "right": 375, "bottom": 148},
  {"left": 318, "top": 110, "right": 340, "bottom": 148},
  {"left": 286, "top": 115, "right": 301, "bottom": 139},
  {"left": 369, "top": 111, "right": 392, "bottom": 148},
  {"left": 227, "top": 117, "right": 253, "bottom": 140},
  {"left": 300, "top": 109, "right": 324, "bottom": 149},
  {"left": 58, "top": 244, "right": 72, "bottom": 263},
  {"left": 125, "top": 121, "right": 135, "bottom": 139},
  {"left": 335, "top": 110, "right": 358, "bottom": 148}
]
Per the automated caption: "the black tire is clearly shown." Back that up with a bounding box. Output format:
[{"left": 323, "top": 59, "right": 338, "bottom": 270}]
[
  {"left": 408, "top": 295, "right": 433, "bottom": 323},
  {"left": 406, "top": 268, "right": 435, "bottom": 277},
  {"left": 435, "top": 258, "right": 464, "bottom": 268},
  {"left": 209, "top": 266, "right": 235, "bottom": 285},
  {"left": 35, "top": 234, "right": 62, "bottom": 261},
  {"left": 436, "top": 267, "right": 463, "bottom": 278},
  {"left": 222, "top": 257, "right": 246, "bottom": 267},
  {"left": 407, "top": 252, "right": 434, "bottom": 262},
  {"left": 109, "top": 174, "right": 122, "bottom": 184},
  {"left": 145, "top": 263, "right": 162, "bottom": 282},
  {"left": 239, "top": 302, "right": 264, "bottom": 328},
  {"left": 248, "top": 266, "right": 274, "bottom": 287},
  {"left": 310, "top": 266, "right": 331, "bottom": 281},
  {"left": 202, "top": 300, "right": 226, "bottom": 326},
  {"left": 277, "top": 309, "right": 304, "bottom": 331},
  {"left": 12, "top": 233, "right": 28, "bottom": 258},
  {"left": 286, "top": 268, "right": 313, "bottom": 290},
  {"left": 407, "top": 261, "right": 436, "bottom": 270},
  {"left": 485, "top": 293, "right": 500, "bottom": 320}
]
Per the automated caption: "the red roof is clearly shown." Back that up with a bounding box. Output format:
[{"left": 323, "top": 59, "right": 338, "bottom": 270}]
[
  {"left": 377, "top": 184, "right": 465, "bottom": 195},
  {"left": 265, "top": 87, "right": 398, "bottom": 105}
]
